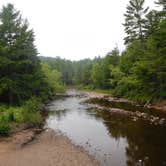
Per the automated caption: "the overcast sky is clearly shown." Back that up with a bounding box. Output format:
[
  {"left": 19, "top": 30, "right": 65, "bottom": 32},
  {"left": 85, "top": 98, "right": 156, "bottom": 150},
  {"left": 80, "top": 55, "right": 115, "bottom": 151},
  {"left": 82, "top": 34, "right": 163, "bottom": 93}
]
[{"left": 0, "top": 0, "right": 156, "bottom": 60}]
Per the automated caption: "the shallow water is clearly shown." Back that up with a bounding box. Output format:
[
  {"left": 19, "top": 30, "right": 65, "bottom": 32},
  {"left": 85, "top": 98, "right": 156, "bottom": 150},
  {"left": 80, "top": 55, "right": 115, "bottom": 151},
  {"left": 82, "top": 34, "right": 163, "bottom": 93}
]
[{"left": 46, "top": 89, "right": 166, "bottom": 166}]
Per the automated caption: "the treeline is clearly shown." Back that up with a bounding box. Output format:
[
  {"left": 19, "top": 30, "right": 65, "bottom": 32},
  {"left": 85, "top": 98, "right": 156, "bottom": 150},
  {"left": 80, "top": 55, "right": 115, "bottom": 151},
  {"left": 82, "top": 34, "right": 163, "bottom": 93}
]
[
  {"left": 41, "top": 0, "right": 166, "bottom": 103},
  {"left": 0, "top": 4, "right": 65, "bottom": 134},
  {"left": 0, "top": 0, "right": 165, "bottom": 135}
]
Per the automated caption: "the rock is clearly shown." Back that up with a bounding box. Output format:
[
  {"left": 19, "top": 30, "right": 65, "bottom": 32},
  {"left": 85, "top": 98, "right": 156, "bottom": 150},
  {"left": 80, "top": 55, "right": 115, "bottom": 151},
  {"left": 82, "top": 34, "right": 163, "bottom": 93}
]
[
  {"left": 133, "top": 117, "right": 138, "bottom": 121},
  {"left": 144, "top": 156, "right": 149, "bottom": 161},
  {"left": 159, "top": 118, "right": 165, "bottom": 125},
  {"left": 162, "top": 161, "right": 166, "bottom": 165},
  {"left": 34, "top": 128, "right": 43, "bottom": 134}
]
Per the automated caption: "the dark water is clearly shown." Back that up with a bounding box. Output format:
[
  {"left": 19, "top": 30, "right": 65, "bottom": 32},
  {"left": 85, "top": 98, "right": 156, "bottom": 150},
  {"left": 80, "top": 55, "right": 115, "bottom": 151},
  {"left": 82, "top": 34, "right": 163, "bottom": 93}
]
[{"left": 46, "top": 89, "right": 166, "bottom": 166}]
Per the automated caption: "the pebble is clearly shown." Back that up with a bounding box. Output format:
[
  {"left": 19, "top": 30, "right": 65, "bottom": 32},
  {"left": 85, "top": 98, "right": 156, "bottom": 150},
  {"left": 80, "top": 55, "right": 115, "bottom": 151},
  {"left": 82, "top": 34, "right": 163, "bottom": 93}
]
[{"left": 159, "top": 118, "right": 165, "bottom": 125}]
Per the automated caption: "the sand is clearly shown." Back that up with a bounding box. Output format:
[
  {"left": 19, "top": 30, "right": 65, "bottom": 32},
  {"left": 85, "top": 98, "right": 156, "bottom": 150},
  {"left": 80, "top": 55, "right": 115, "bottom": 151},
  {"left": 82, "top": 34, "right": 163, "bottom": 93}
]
[{"left": 0, "top": 129, "right": 98, "bottom": 166}]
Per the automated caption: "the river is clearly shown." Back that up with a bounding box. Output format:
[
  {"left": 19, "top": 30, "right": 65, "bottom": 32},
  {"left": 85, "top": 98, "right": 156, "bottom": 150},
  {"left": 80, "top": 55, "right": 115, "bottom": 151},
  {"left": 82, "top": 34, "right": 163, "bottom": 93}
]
[{"left": 45, "top": 89, "right": 166, "bottom": 166}]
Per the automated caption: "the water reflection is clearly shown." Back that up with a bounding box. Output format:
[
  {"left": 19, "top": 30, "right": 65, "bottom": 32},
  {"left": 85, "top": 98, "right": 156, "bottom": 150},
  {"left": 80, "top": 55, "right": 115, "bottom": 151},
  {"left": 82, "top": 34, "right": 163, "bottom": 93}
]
[
  {"left": 46, "top": 90, "right": 166, "bottom": 166},
  {"left": 48, "top": 109, "right": 68, "bottom": 121},
  {"left": 86, "top": 107, "right": 166, "bottom": 166}
]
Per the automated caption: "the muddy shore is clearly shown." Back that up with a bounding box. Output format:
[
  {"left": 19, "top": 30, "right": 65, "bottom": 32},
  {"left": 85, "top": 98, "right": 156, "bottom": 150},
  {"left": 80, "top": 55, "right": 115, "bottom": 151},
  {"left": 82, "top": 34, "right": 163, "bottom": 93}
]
[
  {"left": 84, "top": 91, "right": 166, "bottom": 112},
  {"left": 0, "top": 90, "right": 165, "bottom": 166},
  {"left": 0, "top": 129, "right": 98, "bottom": 166}
]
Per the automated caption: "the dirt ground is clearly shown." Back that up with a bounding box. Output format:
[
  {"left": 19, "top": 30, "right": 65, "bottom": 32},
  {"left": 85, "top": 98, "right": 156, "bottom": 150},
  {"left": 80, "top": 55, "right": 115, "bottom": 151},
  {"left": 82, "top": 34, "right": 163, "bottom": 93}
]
[
  {"left": 84, "top": 91, "right": 109, "bottom": 99},
  {"left": 0, "top": 129, "right": 98, "bottom": 166}
]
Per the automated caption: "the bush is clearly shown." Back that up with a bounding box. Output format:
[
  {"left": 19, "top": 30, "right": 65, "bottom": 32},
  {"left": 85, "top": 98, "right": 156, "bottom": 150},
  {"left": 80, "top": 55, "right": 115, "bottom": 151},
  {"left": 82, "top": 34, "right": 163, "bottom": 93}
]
[
  {"left": 0, "top": 105, "right": 8, "bottom": 113},
  {"left": 26, "top": 112, "right": 42, "bottom": 125},
  {"left": 23, "top": 97, "right": 42, "bottom": 113},
  {"left": 21, "top": 97, "right": 43, "bottom": 126},
  {"left": 12, "top": 107, "right": 25, "bottom": 123},
  {"left": 0, "top": 119, "right": 10, "bottom": 135},
  {"left": 0, "top": 97, "right": 44, "bottom": 136}
]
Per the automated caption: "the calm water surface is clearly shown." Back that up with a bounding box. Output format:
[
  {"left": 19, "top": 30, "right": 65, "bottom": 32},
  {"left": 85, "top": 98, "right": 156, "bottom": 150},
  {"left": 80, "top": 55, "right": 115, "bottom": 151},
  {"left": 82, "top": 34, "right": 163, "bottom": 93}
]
[{"left": 46, "top": 89, "right": 166, "bottom": 166}]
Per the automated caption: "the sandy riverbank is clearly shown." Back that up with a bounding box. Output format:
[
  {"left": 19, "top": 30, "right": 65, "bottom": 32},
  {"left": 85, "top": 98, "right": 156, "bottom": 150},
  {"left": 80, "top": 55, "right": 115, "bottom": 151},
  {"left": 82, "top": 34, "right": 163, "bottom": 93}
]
[{"left": 0, "top": 129, "right": 98, "bottom": 166}]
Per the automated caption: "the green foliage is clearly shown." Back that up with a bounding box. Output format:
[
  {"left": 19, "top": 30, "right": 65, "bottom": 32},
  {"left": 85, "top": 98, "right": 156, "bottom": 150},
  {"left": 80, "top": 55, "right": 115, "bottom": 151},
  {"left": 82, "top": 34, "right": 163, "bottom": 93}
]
[
  {"left": 21, "top": 97, "right": 43, "bottom": 125},
  {"left": 39, "top": 56, "right": 74, "bottom": 85},
  {"left": 0, "top": 106, "right": 12, "bottom": 135},
  {"left": 22, "top": 97, "right": 42, "bottom": 113},
  {"left": 0, "top": 97, "right": 43, "bottom": 135},
  {"left": 0, "top": 0, "right": 165, "bottom": 118},
  {"left": 0, "top": 4, "right": 52, "bottom": 104},
  {"left": 155, "top": 0, "right": 166, "bottom": 18},
  {"left": 0, "top": 120, "right": 10, "bottom": 135},
  {"left": 145, "top": 10, "right": 160, "bottom": 36},
  {"left": 91, "top": 63, "right": 105, "bottom": 89},
  {"left": 109, "top": 65, "right": 125, "bottom": 89},
  {"left": 123, "top": 0, "right": 149, "bottom": 44},
  {"left": 41, "top": 63, "right": 66, "bottom": 93},
  {"left": 9, "top": 98, "right": 43, "bottom": 125},
  {"left": 38, "top": 0, "right": 165, "bottom": 105}
]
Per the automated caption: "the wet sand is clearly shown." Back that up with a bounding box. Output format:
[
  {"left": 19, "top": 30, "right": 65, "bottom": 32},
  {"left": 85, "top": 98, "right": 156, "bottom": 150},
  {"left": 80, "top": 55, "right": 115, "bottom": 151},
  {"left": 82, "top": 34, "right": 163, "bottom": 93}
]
[{"left": 0, "top": 129, "right": 98, "bottom": 166}]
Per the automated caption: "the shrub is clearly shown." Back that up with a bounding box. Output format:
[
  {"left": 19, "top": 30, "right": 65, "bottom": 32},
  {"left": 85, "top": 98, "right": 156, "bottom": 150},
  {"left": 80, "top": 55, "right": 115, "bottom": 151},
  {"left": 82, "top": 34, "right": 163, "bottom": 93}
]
[
  {"left": 0, "top": 119, "right": 10, "bottom": 135},
  {"left": 0, "top": 97, "right": 43, "bottom": 136},
  {"left": 21, "top": 97, "right": 43, "bottom": 125},
  {"left": 12, "top": 107, "right": 25, "bottom": 123},
  {"left": 23, "top": 97, "right": 42, "bottom": 113}
]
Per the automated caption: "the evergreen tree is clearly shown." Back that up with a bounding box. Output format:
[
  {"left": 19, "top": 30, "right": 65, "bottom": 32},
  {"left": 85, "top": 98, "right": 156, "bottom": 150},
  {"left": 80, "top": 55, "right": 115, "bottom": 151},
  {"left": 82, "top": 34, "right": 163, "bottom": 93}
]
[
  {"left": 0, "top": 4, "right": 46, "bottom": 104},
  {"left": 155, "top": 0, "right": 166, "bottom": 11},
  {"left": 155, "top": 0, "right": 166, "bottom": 19},
  {"left": 145, "top": 10, "right": 160, "bottom": 37},
  {"left": 123, "top": 0, "right": 149, "bottom": 44}
]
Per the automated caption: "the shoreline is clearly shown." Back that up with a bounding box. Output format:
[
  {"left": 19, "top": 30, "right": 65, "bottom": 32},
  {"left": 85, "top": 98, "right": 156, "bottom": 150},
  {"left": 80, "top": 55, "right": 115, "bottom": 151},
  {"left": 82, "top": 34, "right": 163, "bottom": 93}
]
[
  {"left": 82, "top": 90, "right": 166, "bottom": 113},
  {"left": 0, "top": 128, "right": 99, "bottom": 166},
  {"left": 1, "top": 89, "right": 165, "bottom": 166}
]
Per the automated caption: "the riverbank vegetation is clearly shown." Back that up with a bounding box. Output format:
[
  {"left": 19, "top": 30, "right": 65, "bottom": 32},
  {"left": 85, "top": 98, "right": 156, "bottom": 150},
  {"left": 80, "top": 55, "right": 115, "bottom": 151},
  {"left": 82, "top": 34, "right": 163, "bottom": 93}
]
[
  {"left": 0, "top": 0, "right": 166, "bottom": 135},
  {"left": 0, "top": 4, "right": 65, "bottom": 135},
  {"left": 41, "top": 0, "right": 166, "bottom": 104}
]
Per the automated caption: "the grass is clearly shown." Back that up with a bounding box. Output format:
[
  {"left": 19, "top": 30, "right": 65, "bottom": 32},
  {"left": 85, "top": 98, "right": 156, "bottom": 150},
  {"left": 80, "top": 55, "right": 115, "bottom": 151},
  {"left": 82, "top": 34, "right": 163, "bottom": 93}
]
[{"left": 0, "top": 97, "right": 43, "bottom": 136}]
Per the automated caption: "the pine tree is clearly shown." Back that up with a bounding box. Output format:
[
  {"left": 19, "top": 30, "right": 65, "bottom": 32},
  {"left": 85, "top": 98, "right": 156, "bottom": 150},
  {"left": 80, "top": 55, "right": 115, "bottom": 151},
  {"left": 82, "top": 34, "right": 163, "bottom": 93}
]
[
  {"left": 123, "top": 0, "right": 149, "bottom": 44},
  {"left": 145, "top": 10, "right": 160, "bottom": 37},
  {"left": 0, "top": 4, "right": 45, "bottom": 104},
  {"left": 155, "top": 0, "right": 166, "bottom": 11},
  {"left": 155, "top": 0, "right": 166, "bottom": 19}
]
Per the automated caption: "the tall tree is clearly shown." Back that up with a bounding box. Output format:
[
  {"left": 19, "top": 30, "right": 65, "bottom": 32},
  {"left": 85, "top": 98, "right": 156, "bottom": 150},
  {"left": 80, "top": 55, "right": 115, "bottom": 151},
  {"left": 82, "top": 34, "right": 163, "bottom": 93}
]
[
  {"left": 91, "top": 63, "right": 104, "bottom": 89},
  {"left": 155, "top": 0, "right": 166, "bottom": 19},
  {"left": 123, "top": 0, "right": 149, "bottom": 44},
  {"left": 145, "top": 10, "right": 160, "bottom": 37},
  {"left": 155, "top": 0, "right": 166, "bottom": 11},
  {"left": 0, "top": 4, "right": 45, "bottom": 104}
]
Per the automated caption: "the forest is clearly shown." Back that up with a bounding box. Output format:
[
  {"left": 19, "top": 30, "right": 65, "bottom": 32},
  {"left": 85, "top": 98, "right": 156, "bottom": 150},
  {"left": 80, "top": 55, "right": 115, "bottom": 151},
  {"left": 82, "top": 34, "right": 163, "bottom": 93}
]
[
  {"left": 0, "top": 4, "right": 65, "bottom": 134},
  {"left": 0, "top": 0, "right": 166, "bottom": 135},
  {"left": 40, "top": 0, "right": 166, "bottom": 103}
]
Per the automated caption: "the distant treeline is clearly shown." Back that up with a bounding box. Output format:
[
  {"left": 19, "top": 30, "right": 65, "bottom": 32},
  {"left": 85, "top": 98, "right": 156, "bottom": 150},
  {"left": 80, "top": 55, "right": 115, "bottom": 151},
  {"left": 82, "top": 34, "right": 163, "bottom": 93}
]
[{"left": 40, "top": 0, "right": 166, "bottom": 103}]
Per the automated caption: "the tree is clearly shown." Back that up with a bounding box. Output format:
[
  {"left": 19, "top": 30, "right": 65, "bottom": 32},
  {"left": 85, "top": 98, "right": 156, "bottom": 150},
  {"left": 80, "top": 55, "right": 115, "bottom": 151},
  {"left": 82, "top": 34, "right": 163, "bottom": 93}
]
[
  {"left": 155, "top": 0, "right": 166, "bottom": 11},
  {"left": 0, "top": 4, "right": 46, "bottom": 104},
  {"left": 145, "top": 10, "right": 160, "bottom": 37},
  {"left": 123, "top": 0, "right": 149, "bottom": 44},
  {"left": 102, "top": 47, "right": 120, "bottom": 88},
  {"left": 132, "top": 19, "right": 166, "bottom": 101},
  {"left": 41, "top": 63, "right": 65, "bottom": 94},
  {"left": 91, "top": 63, "right": 105, "bottom": 89},
  {"left": 155, "top": 0, "right": 166, "bottom": 20}
]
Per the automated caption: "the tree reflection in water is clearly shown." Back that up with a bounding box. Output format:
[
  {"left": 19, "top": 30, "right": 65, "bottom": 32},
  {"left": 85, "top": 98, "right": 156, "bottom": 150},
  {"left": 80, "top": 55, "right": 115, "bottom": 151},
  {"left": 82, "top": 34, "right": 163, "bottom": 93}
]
[{"left": 86, "top": 107, "right": 166, "bottom": 166}]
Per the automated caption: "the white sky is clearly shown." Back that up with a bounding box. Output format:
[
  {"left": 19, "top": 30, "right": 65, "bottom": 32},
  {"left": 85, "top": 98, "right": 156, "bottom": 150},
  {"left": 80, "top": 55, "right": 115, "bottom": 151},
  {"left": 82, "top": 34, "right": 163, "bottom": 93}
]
[{"left": 0, "top": 0, "right": 156, "bottom": 60}]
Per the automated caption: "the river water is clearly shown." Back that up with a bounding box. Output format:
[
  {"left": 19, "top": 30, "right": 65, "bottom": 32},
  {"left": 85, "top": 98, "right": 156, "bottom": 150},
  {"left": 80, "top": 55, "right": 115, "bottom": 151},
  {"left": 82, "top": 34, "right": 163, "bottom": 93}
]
[{"left": 45, "top": 89, "right": 166, "bottom": 166}]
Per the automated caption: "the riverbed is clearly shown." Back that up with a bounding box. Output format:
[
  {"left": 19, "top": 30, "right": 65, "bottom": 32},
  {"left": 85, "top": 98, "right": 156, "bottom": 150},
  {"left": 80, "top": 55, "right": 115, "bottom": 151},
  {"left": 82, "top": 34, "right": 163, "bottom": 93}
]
[{"left": 46, "top": 89, "right": 166, "bottom": 166}]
